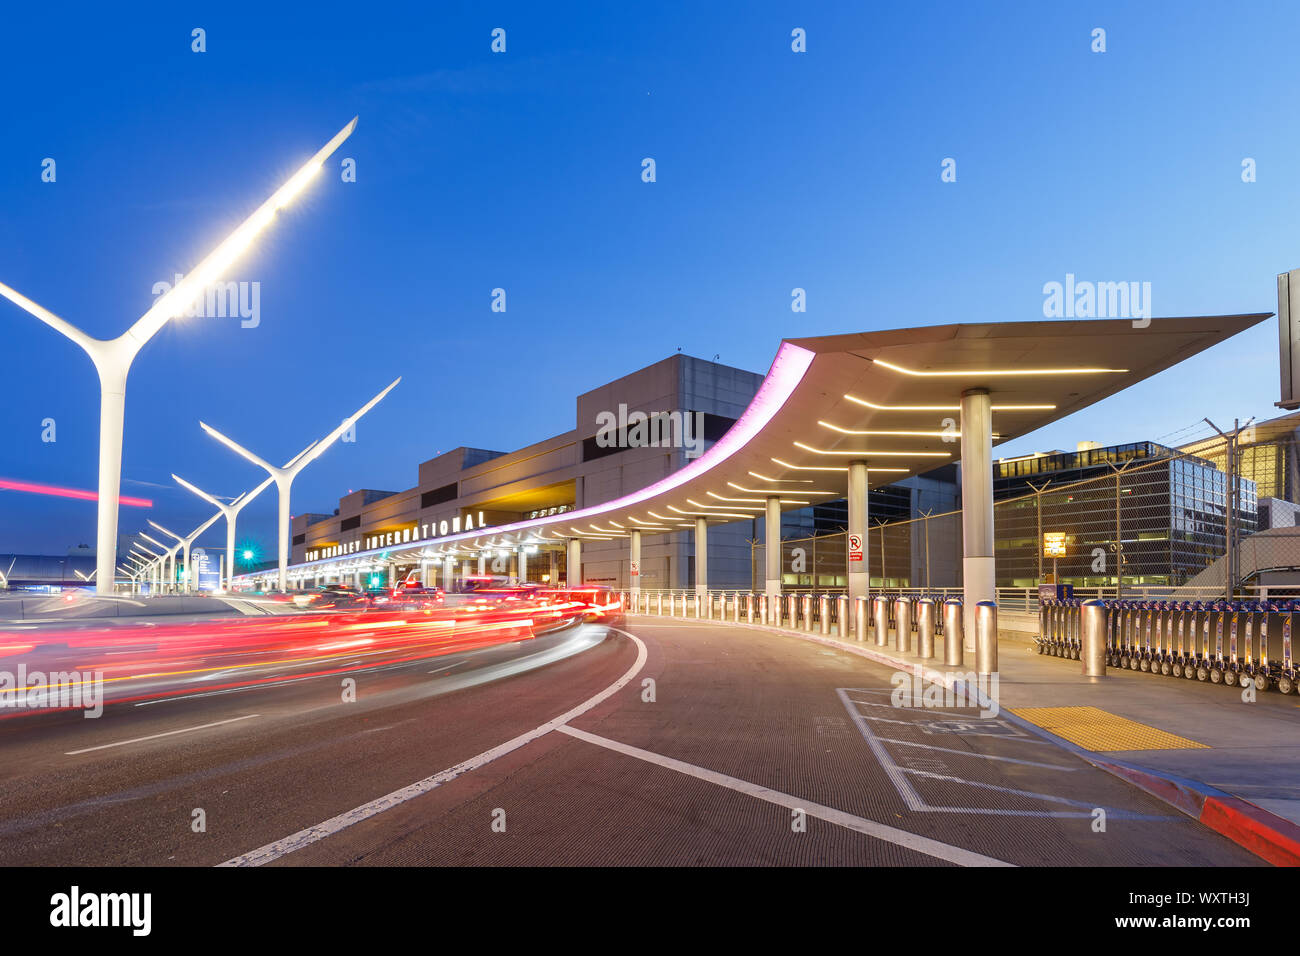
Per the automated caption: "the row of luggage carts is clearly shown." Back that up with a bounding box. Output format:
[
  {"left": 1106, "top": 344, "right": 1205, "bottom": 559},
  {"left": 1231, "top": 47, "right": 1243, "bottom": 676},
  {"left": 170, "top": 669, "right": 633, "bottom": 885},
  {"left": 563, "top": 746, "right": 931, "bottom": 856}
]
[{"left": 1037, "top": 598, "right": 1299, "bottom": 693}]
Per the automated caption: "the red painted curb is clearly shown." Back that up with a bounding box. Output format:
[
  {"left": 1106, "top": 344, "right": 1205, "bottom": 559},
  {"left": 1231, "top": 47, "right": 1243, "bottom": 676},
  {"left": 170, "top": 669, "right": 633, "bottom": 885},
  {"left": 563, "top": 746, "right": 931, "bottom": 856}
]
[
  {"left": 1200, "top": 795, "right": 1300, "bottom": 867},
  {"left": 1092, "top": 758, "right": 1300, "bottom": 867},
  {"left": 1091, "top": 759, "right": 1208, "bottom": 820}
]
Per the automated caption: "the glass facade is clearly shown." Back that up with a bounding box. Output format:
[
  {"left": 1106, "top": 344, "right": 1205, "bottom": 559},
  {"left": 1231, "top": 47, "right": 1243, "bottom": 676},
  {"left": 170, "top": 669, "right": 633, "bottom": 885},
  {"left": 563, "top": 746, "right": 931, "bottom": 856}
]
[{"left": 993, "top": 443, "right": 1256, "bottom": 587}]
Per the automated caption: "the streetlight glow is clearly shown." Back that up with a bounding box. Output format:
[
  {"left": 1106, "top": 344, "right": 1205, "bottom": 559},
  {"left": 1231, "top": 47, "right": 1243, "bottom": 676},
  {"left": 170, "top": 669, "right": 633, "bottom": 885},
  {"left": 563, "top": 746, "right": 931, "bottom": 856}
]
[{"left": 0, "top": 117, "right": 358, "bottom": 595}]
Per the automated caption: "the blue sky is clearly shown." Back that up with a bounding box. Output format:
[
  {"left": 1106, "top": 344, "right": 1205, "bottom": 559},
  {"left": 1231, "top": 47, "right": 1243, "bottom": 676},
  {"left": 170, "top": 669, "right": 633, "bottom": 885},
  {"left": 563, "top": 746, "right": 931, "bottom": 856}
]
[{"left": 0, "top": 0, "right": 1296, "bottom": 554}]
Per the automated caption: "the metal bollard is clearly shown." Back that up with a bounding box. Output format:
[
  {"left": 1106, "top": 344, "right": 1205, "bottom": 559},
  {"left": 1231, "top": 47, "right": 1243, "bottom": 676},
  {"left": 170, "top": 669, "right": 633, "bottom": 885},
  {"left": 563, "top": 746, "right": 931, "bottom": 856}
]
[
  {"left": 669, "top": 592, "right": 676, "bottom": 616},
  {"left": 786, "top": 593, "right": 798, "bottom": 627},
  {"left": 873, "top": 595, "right": 889, "bottom": 647},
  {"left": 836, "top": 594, "right": 848, "bottom": 638},
  {"left": 894, "top": 597, "right": 912, "bottom": 655},
  {"left": 760, "top": 594, "right": 769, "bottom": 626},
  {"left": 733, "top": 593, "right": 741, "bottom": 622},
  {"left": 1081, "top": 599, "right": 1107, "bottom": 677},
  {"left": 819, "top": 594, "right": 830, "bottom": 635},
  {"left": 944, "top": 598, "right": 963, "bottom": 666},
  {"left": 975, "top": 600, "right": 998, "bottom": 675},
  {"left": 747, "top": 593, "right": 755, "bottom": 624},
  {"left": 801, "top": 594, "right": 813, "bottom": 632},
  {"left": 656, "top": 592, "right": 663, "bottom": 615},
  {"left": 915, "top": 598, "right": 935, "bottom": 659},
  {"left": 855, "top": 596, "right": 868, "bottom": 642}
]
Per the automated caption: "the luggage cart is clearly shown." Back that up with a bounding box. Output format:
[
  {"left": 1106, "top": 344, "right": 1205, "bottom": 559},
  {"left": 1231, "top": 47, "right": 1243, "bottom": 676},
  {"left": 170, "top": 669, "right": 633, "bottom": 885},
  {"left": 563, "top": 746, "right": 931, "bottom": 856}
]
[
  {"left": 1275, "top": 601, "right": 1297, "bottom": 695},
  {"left": 1206, "top": 601, "right": 1230, "bottom": 684},
  {"left": 1170, "top": 601, "right": 1192, "bottom": 678},
  {"left": 1104, "top": 600, "right": 1118, "bottom": 666},
  {"left": 1137, "top": 600, "right": 1155, "bottom": 672}
]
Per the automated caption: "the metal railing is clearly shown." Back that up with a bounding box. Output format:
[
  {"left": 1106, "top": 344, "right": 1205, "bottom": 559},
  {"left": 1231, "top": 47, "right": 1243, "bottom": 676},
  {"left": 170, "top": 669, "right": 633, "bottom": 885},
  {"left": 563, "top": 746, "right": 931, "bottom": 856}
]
[{"left": 617, "top": 588, "right": 995, "bottom": 670}]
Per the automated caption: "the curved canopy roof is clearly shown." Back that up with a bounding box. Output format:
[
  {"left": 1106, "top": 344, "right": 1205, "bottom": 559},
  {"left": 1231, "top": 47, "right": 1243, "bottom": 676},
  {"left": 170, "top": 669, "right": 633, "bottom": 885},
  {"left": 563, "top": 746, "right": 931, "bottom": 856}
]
[{"left": 271, "top": 313, "right": 1272, "bottom": 573}]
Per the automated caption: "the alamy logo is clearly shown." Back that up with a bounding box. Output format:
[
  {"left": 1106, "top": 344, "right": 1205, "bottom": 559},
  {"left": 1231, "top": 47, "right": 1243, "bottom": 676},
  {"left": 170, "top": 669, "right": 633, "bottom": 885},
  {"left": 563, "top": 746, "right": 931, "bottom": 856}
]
[
  {"left": 595, "top": 404, "right": 706, "bottom": 459},
  {"left": 152, "top": 274, "right": 261, "bottom": 328},
  {"left": 0, "top": 665, "right": 103, "bottom": 717},
  {"left": 50, "top": 886, "right": 151, "bottom": 936},
  {"left": 890, "top": 670, "right": 1000, "bottom": 719},
  {"left": 1042, "top": 273, "right": 1151, "bottom": 327}
]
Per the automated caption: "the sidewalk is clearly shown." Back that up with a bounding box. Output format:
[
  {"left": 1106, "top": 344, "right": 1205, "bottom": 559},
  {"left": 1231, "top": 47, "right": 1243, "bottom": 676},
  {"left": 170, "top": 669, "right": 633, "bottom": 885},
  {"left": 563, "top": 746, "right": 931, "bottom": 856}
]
[{"left": 631, "top": 611, "right": 1300, "bottom": 865}]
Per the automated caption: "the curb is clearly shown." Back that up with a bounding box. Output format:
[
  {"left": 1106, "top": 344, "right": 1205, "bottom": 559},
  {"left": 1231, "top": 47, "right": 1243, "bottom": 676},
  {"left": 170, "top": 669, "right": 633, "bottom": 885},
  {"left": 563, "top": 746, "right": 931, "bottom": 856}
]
[
  {"left": 629, "top": 611, "right": 1300, "bottom": 867},
  {"left": 1089, "top": 757, "right": 1300, "bottom": 867}
]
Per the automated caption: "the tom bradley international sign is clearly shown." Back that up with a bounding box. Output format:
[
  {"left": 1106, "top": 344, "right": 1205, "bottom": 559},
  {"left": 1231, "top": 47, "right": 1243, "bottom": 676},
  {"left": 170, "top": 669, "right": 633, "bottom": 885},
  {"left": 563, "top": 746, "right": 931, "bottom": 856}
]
[{"left": 304, "top": 511, "right": 491, "bottom": 562}]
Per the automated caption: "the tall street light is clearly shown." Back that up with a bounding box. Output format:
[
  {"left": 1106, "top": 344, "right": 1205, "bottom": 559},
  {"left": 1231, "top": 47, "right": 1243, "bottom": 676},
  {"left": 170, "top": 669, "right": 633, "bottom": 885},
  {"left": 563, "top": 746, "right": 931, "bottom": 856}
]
[
  {"left": 139, "top": 531, "right": 182, "bottom": 594},
  {"left": 200, "top": 378, "right": 400, "bottom": 591},
  {"left": 130, "top": 543, "right": 161, "bottom": 594},
  {"left": 0, "top": 117, "right": 358, "bottom": 595},
  {"left": 148, "top": 513, "right": 223, "bottom": 594},
  {"left": 172, "top": 443, "right": 314, "bottom": 592}
]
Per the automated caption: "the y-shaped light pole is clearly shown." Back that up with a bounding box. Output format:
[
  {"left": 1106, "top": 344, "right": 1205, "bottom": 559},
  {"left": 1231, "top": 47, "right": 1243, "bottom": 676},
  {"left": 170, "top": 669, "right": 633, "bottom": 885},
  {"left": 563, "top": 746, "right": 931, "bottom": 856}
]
[
  {"left": 124, "top": 555, "right": 148, "bottom": 593},
  {"left": 149, "top": 512, "right": 223, "bottom": 594},
  {"left": 139, "top": 532, "right": 182, "bottom": 594},
  {"left": 172, "top": 443, "right": 314, "bottom": 592},
  {"left": 200, "top": 378, "right": 400, "bottom": 592},
  {"left": 0, "top": 118, "right": 358, "bottom": 595},
  {"left": 128, "top": 549, "right": 159, "bottom": 594}
]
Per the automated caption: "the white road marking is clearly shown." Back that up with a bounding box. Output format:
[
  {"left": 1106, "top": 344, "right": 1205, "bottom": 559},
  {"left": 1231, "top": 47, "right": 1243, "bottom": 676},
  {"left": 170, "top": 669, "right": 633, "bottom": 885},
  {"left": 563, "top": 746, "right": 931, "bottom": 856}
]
[
  {"left": 873, "top": 737, "right": 1077, "bottom": 770},
  {"left": 219, "top": 628, "right": 648, "bottom": 867},
  {"left": 65, "top": 714, "right": 260, "bottom": 755},
  {"left": 556, "top": 724, "right": 1012, "bottom": 867}
]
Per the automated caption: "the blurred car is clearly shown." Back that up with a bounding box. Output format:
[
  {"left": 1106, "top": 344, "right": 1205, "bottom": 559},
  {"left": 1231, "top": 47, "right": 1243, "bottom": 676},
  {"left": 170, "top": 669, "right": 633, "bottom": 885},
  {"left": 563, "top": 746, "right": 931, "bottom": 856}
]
[
  {"left": 292, "top": 585, "right": 367, "bottom": 609},
  {"left": 252, "top": 590, "right": 299, "bottom": 603},
  {"left": 537, "top": 585, "right": 626, "bottom": 628},
  {"left": 388, "top": 586, "right": 445, "bottom": 610}
]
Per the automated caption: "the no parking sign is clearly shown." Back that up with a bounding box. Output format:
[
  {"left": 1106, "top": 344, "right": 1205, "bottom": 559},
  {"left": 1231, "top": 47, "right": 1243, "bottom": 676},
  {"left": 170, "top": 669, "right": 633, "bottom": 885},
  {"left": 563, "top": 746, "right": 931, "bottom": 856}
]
[{"left": 848, "top": 534, "right": 863, "bottom": 562}]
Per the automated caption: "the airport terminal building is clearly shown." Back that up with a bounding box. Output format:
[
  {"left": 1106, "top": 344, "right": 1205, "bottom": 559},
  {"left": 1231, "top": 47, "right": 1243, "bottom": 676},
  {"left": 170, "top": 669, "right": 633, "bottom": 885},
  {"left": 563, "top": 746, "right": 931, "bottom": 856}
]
[
  {"left": 291, "top": 354, "right": 765, "bottom": 590},
  {"left": 242, "top": 315, "right": 1273, "bottom": 618}
]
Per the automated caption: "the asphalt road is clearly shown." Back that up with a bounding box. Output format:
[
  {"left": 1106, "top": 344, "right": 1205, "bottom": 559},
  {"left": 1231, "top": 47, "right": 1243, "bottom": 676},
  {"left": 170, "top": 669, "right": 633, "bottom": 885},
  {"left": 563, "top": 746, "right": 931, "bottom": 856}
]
[{"left": 0, "top": 615, "right": 1261, "bottom": 866}]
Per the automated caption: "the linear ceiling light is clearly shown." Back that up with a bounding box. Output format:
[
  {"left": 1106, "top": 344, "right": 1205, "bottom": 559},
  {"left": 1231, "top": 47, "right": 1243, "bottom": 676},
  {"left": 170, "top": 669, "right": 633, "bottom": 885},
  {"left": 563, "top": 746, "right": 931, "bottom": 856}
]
[
  {"left": 727, "top": 482, "right": 837, "bottom": 495},
  {"left": 843, "top": 394, "right": 1057, "bottom": 411},
  {"left": 793, "top": 442, "right": 951, "bottom": 458},
  {"left": 871, "top": 358, "right": 1127, "bottom": 377}
]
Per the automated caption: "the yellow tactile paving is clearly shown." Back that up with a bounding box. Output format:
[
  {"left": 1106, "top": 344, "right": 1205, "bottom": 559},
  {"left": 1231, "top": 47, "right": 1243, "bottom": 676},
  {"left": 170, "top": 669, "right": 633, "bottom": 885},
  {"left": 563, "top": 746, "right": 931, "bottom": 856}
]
[{"left": 1010, "top": 706, "right": 1209, "bottom": 752}]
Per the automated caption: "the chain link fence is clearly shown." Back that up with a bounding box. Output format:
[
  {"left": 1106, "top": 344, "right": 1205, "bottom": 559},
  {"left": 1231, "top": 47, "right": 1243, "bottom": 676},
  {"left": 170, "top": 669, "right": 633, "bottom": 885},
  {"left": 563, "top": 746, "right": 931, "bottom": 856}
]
[{"left": 751, "top": 434, "right": 1300, "bottom": 596}]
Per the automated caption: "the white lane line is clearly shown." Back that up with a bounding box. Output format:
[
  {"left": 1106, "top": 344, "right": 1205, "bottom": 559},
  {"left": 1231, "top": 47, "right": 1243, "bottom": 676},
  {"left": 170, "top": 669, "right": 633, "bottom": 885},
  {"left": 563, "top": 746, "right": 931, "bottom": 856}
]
[
  {"left": 555, "top": 724, "right": 1012, "bottom": 868},
  {"left": 219, "top": 629, "right": 648, "bottom": 867},
  {"left": 65, "top": 714, "right": 261, "bottom": 755},
  {"left": 427, "top": 660, "right": 464, "bottom": 675},
  {"left": 872, "top": 737, "right": 1078, "bottom": 770}
]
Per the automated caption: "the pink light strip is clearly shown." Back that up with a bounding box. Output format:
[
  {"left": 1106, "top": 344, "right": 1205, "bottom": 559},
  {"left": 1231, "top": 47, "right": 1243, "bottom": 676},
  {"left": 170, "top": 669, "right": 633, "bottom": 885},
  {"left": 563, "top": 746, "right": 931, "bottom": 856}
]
[
  {"left": 282, "top": 342, "right": 817, "bottom": 570},
  {"left": 0, "top": 477, "right": 152, "bottom": 508}
]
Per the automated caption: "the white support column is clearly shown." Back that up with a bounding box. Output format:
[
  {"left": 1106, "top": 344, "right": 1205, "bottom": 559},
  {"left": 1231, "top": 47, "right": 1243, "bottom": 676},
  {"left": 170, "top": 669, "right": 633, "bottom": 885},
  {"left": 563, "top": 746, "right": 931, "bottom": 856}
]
[
  {"left": 960, "top": 388, "right": 995, "bottom": 652},
  {"left": 420, "top": 559, "right": 431, "bottom": 589},
  {"left": 387, "top": 563, "right": 397, "bottom": 588},
  {"left": 765, "top": 496, "right": 782, "bottom": 600},
  {"left": 443, "top": 555, "right": 455, "bottom": 591},
  {"left": 629, "top": 529, "right": 642, "bottom": 597},
  {"left": 549, "top": 548, "right": 558, "bottom": 586},
  {"left": 517, "top": 547, "right": 528, "bottom": 585},
  {"left": 847, "top": 461, "right": 869, "bottom": 605},
  {"left": 694, "top": 517, "right": 708, "bottom": 598},
  {"left": 477, "top": 552, "right": 487, "bottom": 576},
  {"left": 567, "top": 537, "right": 581, "bottom": 587}
]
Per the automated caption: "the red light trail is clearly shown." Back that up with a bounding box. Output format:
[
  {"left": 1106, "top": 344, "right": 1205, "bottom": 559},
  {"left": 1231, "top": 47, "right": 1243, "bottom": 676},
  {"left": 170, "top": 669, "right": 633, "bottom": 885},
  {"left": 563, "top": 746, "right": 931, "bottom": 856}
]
[{"left": 0, "top": 478, "right": 152, "bottom": 508}]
